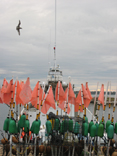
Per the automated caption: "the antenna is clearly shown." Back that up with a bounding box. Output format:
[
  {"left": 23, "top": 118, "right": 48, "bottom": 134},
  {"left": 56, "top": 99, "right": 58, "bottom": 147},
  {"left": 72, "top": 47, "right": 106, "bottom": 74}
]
[{"left": 48, "top": 29, "right": 51, "bottom": 69}]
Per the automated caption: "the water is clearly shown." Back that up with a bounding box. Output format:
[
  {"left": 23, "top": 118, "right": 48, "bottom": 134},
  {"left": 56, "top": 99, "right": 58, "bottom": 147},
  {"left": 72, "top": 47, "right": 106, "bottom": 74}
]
[
  {"left": 0, "top": 104, "right": 9, "bottom": 139},
  {"left": 0, "top": 103, "right": 24, "bottom": 139}
]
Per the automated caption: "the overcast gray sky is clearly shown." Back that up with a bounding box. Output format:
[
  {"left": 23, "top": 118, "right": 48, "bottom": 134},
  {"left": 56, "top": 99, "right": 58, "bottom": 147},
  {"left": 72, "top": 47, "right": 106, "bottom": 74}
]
[{"left": 0, "top": 0, "right": 117, "bottom": 91}]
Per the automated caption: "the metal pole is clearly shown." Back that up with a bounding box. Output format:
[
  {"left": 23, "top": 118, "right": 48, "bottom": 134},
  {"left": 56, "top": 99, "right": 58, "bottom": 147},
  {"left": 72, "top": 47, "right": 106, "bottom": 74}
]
[
  {"left": 34, "top": 136, "right": 37, "bottom": 156},
  {"left": 93, "top": 82, "right": 99, "bottom": 120},
  {"left": 107, "top": 140, "right": 110, "bottom": 156},
  {"left": 10, "top": 135, "right": 12, "bottom": 156},
  {"left": 84, "top": 137, "right": 86, "bottom": 156},
  {"left": 89, "top": 138, "right": 92, "bottom": 156},
  {"left": 25, "top": 134, "right": 27, "bottom": 156}
]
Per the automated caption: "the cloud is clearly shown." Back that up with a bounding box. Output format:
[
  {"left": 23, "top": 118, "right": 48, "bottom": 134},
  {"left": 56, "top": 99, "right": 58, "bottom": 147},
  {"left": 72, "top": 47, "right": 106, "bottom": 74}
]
[{"left": 0, "top": 0, "right": 117, "bottom": 90}]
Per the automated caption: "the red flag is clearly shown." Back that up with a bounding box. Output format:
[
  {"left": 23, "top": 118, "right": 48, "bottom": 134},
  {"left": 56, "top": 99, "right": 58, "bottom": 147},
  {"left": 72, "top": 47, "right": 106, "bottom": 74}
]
[
  {"left": 20, "top": 81, "right": 24, "bottom": 89},
  {"left": 31, "top": 81, "right": 39, "bottom": 107},
  {"left": 75, "top": 84, "right": 90, "bottom": 111},
  {"left": 3, "top": 79, "right": 14, "bottom": 105},
  {"left": 75, "top": 90, "right": 81, "bottom": 105},
  {"left": 1, "top": 78, "right": 8, "bottom": 93},
  {"left": 75, "top": 90, "right": 81, "bottom": 112},
  {"left": 81, "top": 84, "right": 90, "bottom": 107},
  {"left": 55, "top": 82, "right": 70, "bottom": 114},
  {"left": 98, "top": 84, "right": 104, "bottom": 110},
  {"left": 59, "top": 83, "right": 75, "bottom": 105},
  {"left": 0, "top": 87, "right": 3, "bottom": 103},
  {"left": 19, "top": 77, "right": 32, "bottom": 105},
  {"left": 84, "top": 82, "right": 92, "bottom": 107},
  {"left": 68, "top": 83, "right": 75, "bottom": 105},
  {"left": 31, "top": 82, "right": 44, "bottom": 109},
  {"left": 86, "top": 82, "right": 92, "bottom": 100},
  {"left": 75, "top": 101, "right": 83, "bottom": 112},
  {"left": 41, "top": 86, "right": 56, "bottom": 114},
  {"left": 16, "top": 81, "right": 23, "bottom": 105},
  {"left": 5, "top": 79, "right": 13, "bottom": 93},
  {"left": 58, "top": 88, "right": 71, "bottom": 114},
  {"left": 55, "top": 81, "right": 65, "bottom": 103}
]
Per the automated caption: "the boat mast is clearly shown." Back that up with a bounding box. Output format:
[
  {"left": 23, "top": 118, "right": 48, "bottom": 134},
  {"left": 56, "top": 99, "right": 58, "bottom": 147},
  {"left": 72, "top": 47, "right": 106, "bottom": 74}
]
[{"left": 54, "top": 0, "right": 57, "bottom": 79}]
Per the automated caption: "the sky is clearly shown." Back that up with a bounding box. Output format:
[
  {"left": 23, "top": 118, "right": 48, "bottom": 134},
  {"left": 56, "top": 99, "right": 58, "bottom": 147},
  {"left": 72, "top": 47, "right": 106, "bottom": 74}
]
[{"left": 0, "top": 0, "right": 117, "bottom": 91}]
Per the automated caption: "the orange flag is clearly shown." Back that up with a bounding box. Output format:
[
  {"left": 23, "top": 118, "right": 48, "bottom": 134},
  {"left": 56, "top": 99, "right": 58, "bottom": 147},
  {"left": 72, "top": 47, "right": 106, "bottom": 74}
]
[
  {"left": 75, "top": 102, "right": 83, "bottom": 112},
  {"left": 55, "top": 81, "right": 65, "bottom": 103},
  {"left": 20, "top": 81, "right": 24, "bottom": 89},
  {"left": 41, "top": 86, "right": 56, "bottom": 114},
  {"left": 19, "top": 77, "right": 32, "bottom": 105},
  {"left": 0, "top": 87, "right": 3, "bottom": 103},
  {"left": 75, "top": 90, "right": 81, "bottom": 104},
  {"left": 86, "top": 82, "right": 92, "bottom": 100},
  {"left": 98, "top": 84, "right": 104, "bottom": 110},
  {"left": 55, "top": 82, "right": 70, "bottom": 114},
  {"left": 68, "top": 82, "right": 75, "bottom": 105},
  {"left": 58, "top": 88, "right": 71, "bottom": 114},
  {"left": 75, "top": 90, "right": 83, "bottom": 112},
  {"left": 1, "top": 78, "right": 8, "bottom": 93},
  {"left": 81, "top": 84, "right": 90, "bottom": 107},
  {"left": 16, "top": 81, "right": 23, "bottom": 105},
  {"left": 31, "top": 81, "right": 39, "bottom": 107},
  {"left": 84, "top": 82, "right": 92, "bottom": 107},
  {"left": 60, "top": 83, "right": 75, "bottom": 105},
  {"left": 75, "top": 84, "right": 90, "bottom": 111},
  {"left": 31, "top": 82, "right": 44, "bottom": 109},
  {"left": 5, "top": 79, "right": 13, "bottom": 93},
  {"left": 2, "top": 79, "right": 15, "bottom": 105}
]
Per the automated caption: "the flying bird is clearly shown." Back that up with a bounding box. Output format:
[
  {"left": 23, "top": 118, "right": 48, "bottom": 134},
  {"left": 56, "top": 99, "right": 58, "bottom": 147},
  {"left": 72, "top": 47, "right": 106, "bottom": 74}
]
[{"left": 16, "top": 20, "right": 22, "bottom": 35}]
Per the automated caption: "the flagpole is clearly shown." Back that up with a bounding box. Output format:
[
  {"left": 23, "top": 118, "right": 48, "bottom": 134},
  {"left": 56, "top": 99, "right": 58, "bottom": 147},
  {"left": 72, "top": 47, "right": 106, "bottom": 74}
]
[
  {"left": 25, "top": 103, "right": 29, "bottom": 156},
  {"left": 84, "top": 82, "right": 87, "bottom": 119},
  {"left": 14, "top": 79, "right": 18, "bottom": 123},
  {"left": 19, "top": 81, "right": 24, "bottom": 118},
  {"left": 92, "top": 82, "right": 99, "bottom": 121},
  {"left": 42, "top": 85, "right": 51, "bottom": 119},
  {"left": 81, "top": 84, "right": 85, "bottom": 119},
  {"left": 81, "top": 84, "right": 86, "bottom": 156},
  {"left": 10, "top": 79, "right": 14, "bottom": 156},
  {"left": 77, "top": 103, "right": 81, "bottom": 117},
  {"left": 95, "top": 84, "right": 102, "bottom": 122},
  {"left": 111, "top": 86, "right": 117, "bottom": 123},
  {"left": 36, "top": 81, "right": 40, "bottom": 120},
  {"left": 102, "top": 82, "right": 109, "bottom": 122},
  {"left": 56, "top": 81, "right": 60, "bottom": 115},
  {"left": 64, "top": 101, "right": 66, "bottom": 116},
  {"left": 108, "top": 82, "right": 111, "bottom": 120},
  {"left": 39, "top": 82, "right": 45, "bottom": 118},
  {"left": 65, "top": 77, "right": 71, "bottom": 115}
]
